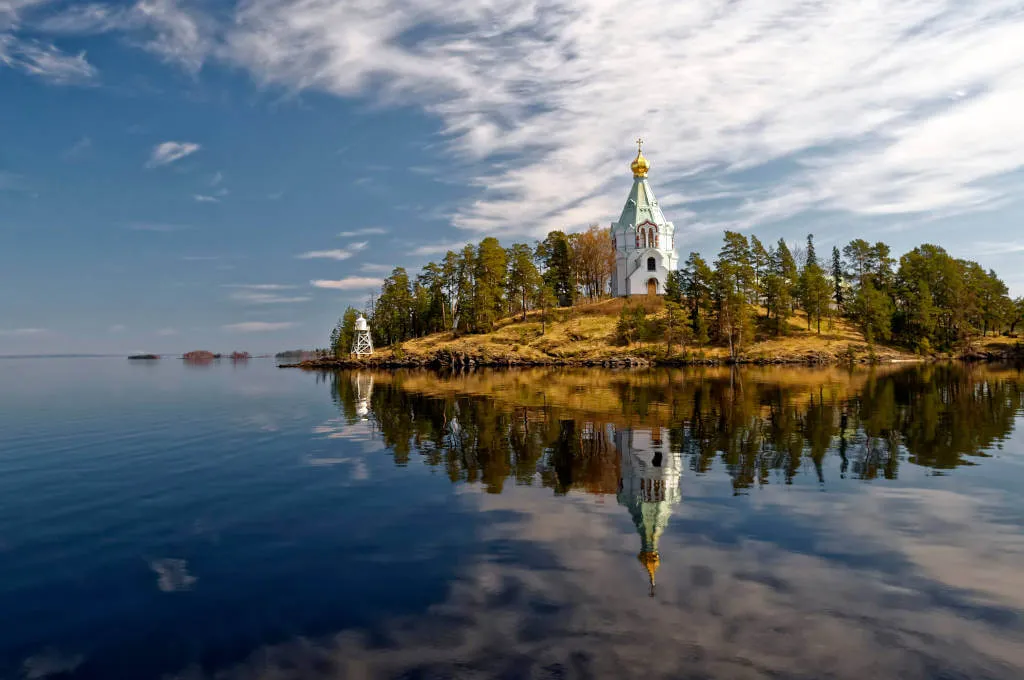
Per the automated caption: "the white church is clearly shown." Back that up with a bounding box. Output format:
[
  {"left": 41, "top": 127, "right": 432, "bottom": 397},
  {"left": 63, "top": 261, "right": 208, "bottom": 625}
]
[{"left": 610, "top": 140, "right": 679, "bottom": 297}]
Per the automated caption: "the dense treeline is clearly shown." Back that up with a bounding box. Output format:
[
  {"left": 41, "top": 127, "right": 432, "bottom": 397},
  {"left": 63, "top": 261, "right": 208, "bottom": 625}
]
[
  {"left": 330, "top": 365, "right": 1023, "bottom": 494},
  {"left": 328, "top": 228, "right": 1023, "bottom": 357}
]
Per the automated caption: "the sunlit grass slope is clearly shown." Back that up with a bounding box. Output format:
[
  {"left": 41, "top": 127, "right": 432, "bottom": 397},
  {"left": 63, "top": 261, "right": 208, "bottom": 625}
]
[{"left": 394, "top": 297, "right": 916, "bottom": 364}]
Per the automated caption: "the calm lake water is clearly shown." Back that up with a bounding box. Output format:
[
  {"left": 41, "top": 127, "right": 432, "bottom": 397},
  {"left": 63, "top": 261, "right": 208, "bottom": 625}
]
[{"left": 1, "top": 358, "right": 1023, "bottom": 680}]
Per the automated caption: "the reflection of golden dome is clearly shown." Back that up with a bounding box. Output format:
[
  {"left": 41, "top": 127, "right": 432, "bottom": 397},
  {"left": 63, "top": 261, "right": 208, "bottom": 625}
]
[
  {"left": 631, "top": 137, "right": 649, "bottom": 178},
  {"left": 638, "top": 549, "right": 660, "bottom": 596}
]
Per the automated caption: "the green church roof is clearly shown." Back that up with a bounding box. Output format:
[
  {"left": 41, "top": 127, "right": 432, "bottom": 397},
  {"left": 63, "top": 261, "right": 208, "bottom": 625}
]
[{"left": 613, "top": 176, "right": 669, "bottom": 232}]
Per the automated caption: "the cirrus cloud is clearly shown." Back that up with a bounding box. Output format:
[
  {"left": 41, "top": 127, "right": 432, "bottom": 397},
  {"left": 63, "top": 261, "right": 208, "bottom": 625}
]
[
  {"left": 296, "top": 242, "right": 368, "bottom": 260},
  {"left": 12, "top": 0, "right": 1024, "bottom": 244},
  {"left": 146, "top": 141, "right": 200, "bottom": 168},
  {"left": 217, "top": 0, "right": 1024, "bottom": 239},
  {"left": 311, "top": 277, "right": 383, "bottom": 290}
]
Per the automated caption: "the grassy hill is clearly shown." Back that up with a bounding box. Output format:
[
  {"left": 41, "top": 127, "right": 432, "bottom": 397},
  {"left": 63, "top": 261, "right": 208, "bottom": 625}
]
[
  {"left": 400, "top": 297, "right": 916, "bottom": 364},
  {"left": 291, "top": 297, "right": 999, "bottom": 368}
]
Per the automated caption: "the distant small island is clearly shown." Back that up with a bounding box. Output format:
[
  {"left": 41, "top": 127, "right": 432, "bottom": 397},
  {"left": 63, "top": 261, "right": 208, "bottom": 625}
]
[
  {"left": 128, "top": 354, "right": 160, "bottom": 360},
  {"left": 183, "top": 350, "right": 218, "bottom": 362}
]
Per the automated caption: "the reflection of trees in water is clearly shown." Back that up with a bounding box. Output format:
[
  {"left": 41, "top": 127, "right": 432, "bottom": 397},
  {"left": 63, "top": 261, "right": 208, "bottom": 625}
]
[{"left": 328, "top": 365, "right": 1022, "bottom": 495}]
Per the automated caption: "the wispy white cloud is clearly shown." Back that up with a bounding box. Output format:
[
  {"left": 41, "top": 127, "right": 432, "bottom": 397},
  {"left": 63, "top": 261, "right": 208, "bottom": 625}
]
[
  {"left": 311, "top": 277, "right": 382, "bottom": 290},
  {"left": 12, "top": 0, "right": 1024, "bottom": 244},
  {"left": 411, "top": 242, "right": 470, "bottom": 256},
  {"left": 0, "top": 327, "right": 47, "bottom": 336},
  {"left": 146, "top": 141, "right": 200, "bottom": 168},
  {"left": 227, "top": 291, "right": 311, "bottom": 304},
  {"left": 213, "top": 0, "right": 1024, "bottom": 238},
  {"left": 360, "top": 263, "right": 395, "bottom": 274},
  {"left": 2, "top": 3, "right": 97, "bottom": 83},
  {"left": 297, "top": 241, "right": 368, "bottom": 260},
  {"left": 36, "top": 0, "right": 211, "bottom": 71},
  {"left": 338, "top": 227, "right": 387, "bottom": 237},
  {"left": 222, "top": 321, "right": 296, "bottom": 332},
  {"left": 193, "top": 193, "right": 218, "bottom": 202},
  {"left": 0, "top": 37, "right": 96, "bottom": 84},
  {"left": 222, "top": 283, "right": 297, "bottom": 291}
]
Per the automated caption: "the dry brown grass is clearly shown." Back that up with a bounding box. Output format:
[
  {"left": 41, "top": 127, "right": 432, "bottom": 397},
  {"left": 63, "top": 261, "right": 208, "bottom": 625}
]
[{"left": 395, "top": 299, "right": 918, "bottom": 363}]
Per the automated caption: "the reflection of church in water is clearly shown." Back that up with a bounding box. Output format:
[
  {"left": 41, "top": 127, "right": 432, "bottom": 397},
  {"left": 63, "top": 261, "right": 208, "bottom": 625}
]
[{"left": 613, "top": 426, "right": 682, "bottom": 596}]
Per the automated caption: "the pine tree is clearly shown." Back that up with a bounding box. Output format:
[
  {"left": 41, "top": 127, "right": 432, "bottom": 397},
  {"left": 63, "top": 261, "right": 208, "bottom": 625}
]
[
  {"left": 537, "top": 231, "right": 575, "bottom": 307},
  {"left": 764, "top": 243, "right": 792, "bottom": 335},
  {"left": 831, "top": 246, "right": 844, "bottom": 309},
  {"left": 714, "top": 233, "right": 755, "bottom": 357},
  {"left": 506, "top": 243, "right": 541, "bottom": 321},
  {"left": 664, "top": 270, "right": 683, "bottom": 303},
  {"left": 750, "top": 235, "right": 770, "bottom": 312},
  {"left": 474, "top": 237, "right": 508, "bottom": 332},
  {"left": 682, "top": 252, "right": 713, "bottom": 344},
  {"left": 455, "top": 244, "right": 477, "bottom": 334},
  {"left": 798, "top": 234, "right": 831, "bottom": 332}
]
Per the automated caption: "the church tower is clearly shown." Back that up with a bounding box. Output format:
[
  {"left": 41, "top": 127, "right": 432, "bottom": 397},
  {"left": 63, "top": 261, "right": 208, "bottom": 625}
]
[
  {"left": 614, "top": 426, "right": 683, "bottom": 596},
  {"left": 610, "top": 140, "right": 679, "bottom": 296}
]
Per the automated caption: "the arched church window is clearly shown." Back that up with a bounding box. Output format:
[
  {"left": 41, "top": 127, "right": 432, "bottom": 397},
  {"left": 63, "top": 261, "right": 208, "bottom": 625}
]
[
  {"left": 635, "top": 232, "right": 640, "bottom": 248},
  {"left": 649, "top": 228, "right": 655, "bottom": 247},
  {"left": 647, "top": 256, "right": 656, "bottom": 271},
  {"left": 640, "top": 231, "right": 647, "bottom": 248}
]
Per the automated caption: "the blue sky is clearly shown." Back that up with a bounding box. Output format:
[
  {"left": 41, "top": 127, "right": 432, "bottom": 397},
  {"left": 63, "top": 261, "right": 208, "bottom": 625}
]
[{"left": 1, "top": 0, "right": 1023, "bottom": 355}]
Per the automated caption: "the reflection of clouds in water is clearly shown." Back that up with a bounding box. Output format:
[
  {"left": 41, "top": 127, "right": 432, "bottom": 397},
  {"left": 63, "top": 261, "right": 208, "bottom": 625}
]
[
  {"left": 313, "top": 417, "right": 385, "bottom": 451},
  {"left": 769, "top": 485, "right": 1024, "bottom": 612},
  {"left": 303, "top": 455, "right": 370, "bottom": 481},
  {"left": 21, "top": 649, "right": 83, "bottom": 679},
  {"left": 165, "top": 485, "right": 1024, "bottom": 679},
  {"left": 150, "top": 558, "right": 197, "bottom": 593}
]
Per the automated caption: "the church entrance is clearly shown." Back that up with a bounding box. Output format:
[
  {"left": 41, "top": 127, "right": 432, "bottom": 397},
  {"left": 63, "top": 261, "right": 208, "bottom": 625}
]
[{"left": 647, "top": 278, "right": 658, "bottom": 296}]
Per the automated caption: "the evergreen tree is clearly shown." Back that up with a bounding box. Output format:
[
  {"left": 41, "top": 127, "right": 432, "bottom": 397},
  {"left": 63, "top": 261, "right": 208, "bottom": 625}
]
[
  {"left": 372, "top": 267, "right": 414, "bottom": 346},
  {"left": 664, "top": 270, "right": 684, "bottom": 304},
  {"left": 441, "top": 250, "right": 460, "bottom": 330},
  {"left": 537, "top": 231, "right": 575, "bottom": 306},
  {"left": 682, "top": 252, "right": 713, "bottom": 344},
  {"left": 506, "top": 243, "right": 541, "bottom": 321},
  {"left": 831, "top": 246, "right": 844, "bottom": 308},
  {"left": 714, "top": 232, "right": 755, "bottom": 357},
  {"left": 455, "top": 244, "right": 477, "bottom": 334},
  {"left": 851, "top": 282, "right": 893, "bottom": 343},
  {"left": 764, "top": 241, "right": 794, "bottom": 335},
  {"left": 750, "top": 235, "right": 770, "bottom": 311},
  {"left": 798, "top": 234, "right": 831, "bottom": 332},
  {"left": 474, "top": 237, "right": 508, "bottom": 332}
]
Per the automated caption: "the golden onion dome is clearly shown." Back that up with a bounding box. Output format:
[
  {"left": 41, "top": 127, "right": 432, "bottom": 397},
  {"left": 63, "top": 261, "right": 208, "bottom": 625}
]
[
  {"left": 631, "top": 137, "right": 649, "bottom": 178},
  {"left": 631, "top": 152, "right": 649, "bottom": 177}
]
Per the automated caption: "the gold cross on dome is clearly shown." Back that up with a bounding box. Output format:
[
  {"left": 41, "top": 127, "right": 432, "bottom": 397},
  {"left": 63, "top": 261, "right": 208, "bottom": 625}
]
[{"left": 636, "top": 137, "right": 644, "bottom": 153}]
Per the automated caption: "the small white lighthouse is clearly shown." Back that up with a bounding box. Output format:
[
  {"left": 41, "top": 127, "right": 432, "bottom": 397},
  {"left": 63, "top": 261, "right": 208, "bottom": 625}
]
[{"left": 351, "top": 316, "right": 374, "bottom": 356}]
